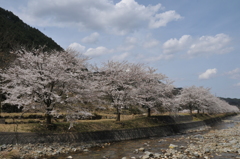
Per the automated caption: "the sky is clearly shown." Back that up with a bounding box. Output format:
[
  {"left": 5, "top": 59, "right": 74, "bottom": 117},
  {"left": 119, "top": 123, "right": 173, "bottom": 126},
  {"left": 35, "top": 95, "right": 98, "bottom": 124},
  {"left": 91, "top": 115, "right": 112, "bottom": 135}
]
[{"left": 1, "top": 0, "right": 240, "bottom": 98}]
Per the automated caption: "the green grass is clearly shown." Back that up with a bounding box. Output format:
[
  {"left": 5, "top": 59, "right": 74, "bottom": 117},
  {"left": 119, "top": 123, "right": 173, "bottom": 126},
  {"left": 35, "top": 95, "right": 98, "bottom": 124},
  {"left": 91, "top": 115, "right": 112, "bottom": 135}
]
[
  {"left": 30, "top": 116, "right": 167, "bottom": 134},
  {"left": 192, "top": 113, "right": 212, "bottom": 121},
  {"left": 0, "top": 112, "right": 236, "bottom": 133},
  {"left": 0, "top": 112, "right": 45, "bottom": 118},
  {"left": 192, "top": 113, "right": 232, "bottom": 121},
  {"left": 0, "top": 123, "right": 35, "bottom": 132}
]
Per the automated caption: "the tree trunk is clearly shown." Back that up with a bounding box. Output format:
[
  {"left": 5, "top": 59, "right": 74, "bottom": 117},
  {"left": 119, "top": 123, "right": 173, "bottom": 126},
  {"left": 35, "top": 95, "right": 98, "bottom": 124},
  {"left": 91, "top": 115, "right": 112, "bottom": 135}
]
[
  {"left": 197, "top": 109, "right": 200, "bottom": 114},
  {"left": 0, "top": 93, "right": 2, "bottom": 117},
  {"left": 189, "top": 106, "right": 192, "bottom": 115},
  {"left": 0, "top": 94, "right": 4, "bottom": 124},
  {"left": 0, "top": 100, "right": 2, "bottom": 117},
  {"left": 116, "top": 108, "right": 120, "bottom": 121},
  {"left": 147, "top": 108, "right": 151, "bottom": 117},
  {"left": 46, "top": 113, "right": 52, "bottom": 125},
  {"left": 46, "top": 107, "right": 52, "bottom": 126}
]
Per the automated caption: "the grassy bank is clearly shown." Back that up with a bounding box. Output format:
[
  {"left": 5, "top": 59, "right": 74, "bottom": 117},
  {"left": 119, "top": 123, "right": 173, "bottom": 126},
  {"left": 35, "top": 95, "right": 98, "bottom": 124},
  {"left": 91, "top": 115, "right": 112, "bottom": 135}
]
[
  {"left": 0, "top": 113, "right": 235, "bottom": 133},
  {"left": 31, "top": 116, "right": 168, "bottom": 133},
  {"left": 192, "top": 113, "right": 230, "bottom": 121}
]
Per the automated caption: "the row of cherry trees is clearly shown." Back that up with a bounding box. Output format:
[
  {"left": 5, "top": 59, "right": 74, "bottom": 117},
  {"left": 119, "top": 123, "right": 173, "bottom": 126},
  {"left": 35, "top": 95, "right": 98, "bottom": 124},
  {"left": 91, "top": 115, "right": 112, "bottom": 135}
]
[
  {"left": 177, "top": 86, "right": 239, "bottom": 115},
  {"left": 0, "top": 48, "right": 239, "bottom": 125}
]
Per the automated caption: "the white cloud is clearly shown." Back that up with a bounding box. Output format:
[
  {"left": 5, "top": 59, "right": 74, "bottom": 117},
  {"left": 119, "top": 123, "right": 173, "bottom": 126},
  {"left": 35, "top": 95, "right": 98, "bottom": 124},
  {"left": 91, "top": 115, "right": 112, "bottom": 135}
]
[
  {"left": 81, "top": 32, "right": 100, "bottom": 44},
  {"left": 83, "top": 46, "right": 114, "bottom": 57},
  {"left": 187, "top": 34, "right": 233, "bottom": 57},
  {"left": 149, "top": 10, "right": 183, "bottom": 28},
  {"left": 117, "top": 36, "right": 138, "bottom": 52},
  {"left": 143, "top": 39, "right": 160, "bottom": 48},
  {"left": 227, "top": 68, "right": 240, "bottom": 79},
  {"left": 68, "top": 42, "right": 85, "bottom": 53},
  {"left": 68, "top": 43, "right": 114, "bottom": 57},
  {"left": 226, "top": 68, "right": 240, "bottom": 88},
  {"left": 117, "top": 45, "right": 135, "bottom": 52},
  {"left": 162, "top": 33, "right": 233, "bottom": 58},
  {"left": 19, "top": 0, "right": 182, "bottom": 35},
  {"left": 111, "top": 52, "right": 129, "bottom": 61},
  {"left": 163, "top": 35, "right": 192, "bottom": 54},
  {"left": 145, "top": 54, "right": 173, "bottom": 62},
  {"left": 125, "top": 37, "right": 138, "bottom": 44},
  {"left": 199, "top": 68, "right": 217, "bottom": 79}
]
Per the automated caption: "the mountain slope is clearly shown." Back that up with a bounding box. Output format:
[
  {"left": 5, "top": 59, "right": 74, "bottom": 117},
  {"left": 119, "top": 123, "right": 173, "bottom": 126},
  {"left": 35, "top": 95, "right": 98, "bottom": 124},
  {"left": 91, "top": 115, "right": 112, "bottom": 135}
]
[{"left": 0, "top": 7, "right": 63, "bottom": 68}]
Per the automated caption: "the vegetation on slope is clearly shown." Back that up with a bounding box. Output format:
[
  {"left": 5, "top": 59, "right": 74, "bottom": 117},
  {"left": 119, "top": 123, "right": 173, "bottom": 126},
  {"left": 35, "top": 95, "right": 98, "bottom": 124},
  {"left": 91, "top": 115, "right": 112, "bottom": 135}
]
[
  {"left": 0, "top": 7, "right": 63, "bottom": 68},
  {"left": 0, "top": 112, "right": 235, "bottom": 133}
]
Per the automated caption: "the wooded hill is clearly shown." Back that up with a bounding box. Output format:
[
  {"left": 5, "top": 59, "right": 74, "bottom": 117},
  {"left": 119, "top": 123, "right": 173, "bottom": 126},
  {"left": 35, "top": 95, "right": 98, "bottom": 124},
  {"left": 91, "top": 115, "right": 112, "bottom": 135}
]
[
  {"left": 220, "top": 97, "right": 240, "bottom": 108},
  {"left": 0, "top": 7, "right": 63, "bottom": 68}
]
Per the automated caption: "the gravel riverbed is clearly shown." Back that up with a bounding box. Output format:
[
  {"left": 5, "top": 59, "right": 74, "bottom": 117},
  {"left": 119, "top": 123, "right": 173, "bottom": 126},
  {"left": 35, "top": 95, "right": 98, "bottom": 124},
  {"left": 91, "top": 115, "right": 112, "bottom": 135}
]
[
  {"left": 0, "top": 142, "right": 108, "bottom": 159},
  {"left": 1, "top": 119, "right": 240, "bottom": 159},
  {"left": 117, "top": 120, "right": 240, "bottom": 159}
]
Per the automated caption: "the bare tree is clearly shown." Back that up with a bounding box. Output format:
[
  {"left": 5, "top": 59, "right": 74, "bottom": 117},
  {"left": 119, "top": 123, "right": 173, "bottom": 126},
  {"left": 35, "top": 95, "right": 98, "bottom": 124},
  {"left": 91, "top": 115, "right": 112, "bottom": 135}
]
[{"left": 0, "top": 48, "right": 94, "bottom": 126}]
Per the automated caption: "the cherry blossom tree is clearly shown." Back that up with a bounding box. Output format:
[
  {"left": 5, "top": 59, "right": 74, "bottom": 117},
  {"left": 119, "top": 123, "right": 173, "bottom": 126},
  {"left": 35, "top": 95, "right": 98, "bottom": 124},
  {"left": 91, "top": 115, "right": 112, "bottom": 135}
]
[
  {"left": 94, "top": 61, "right": 148, "bottom": 121},
  {"left": 136, "top": 68, "right": 175, "bottom": 117},
  {"left": 0, "top": 48, "right": 94, "bottom": 126},
  {"left": 178, "top": 86, "right": 212, "bottom": 114},
  {"left": 161, "top": 94, "right": 181, "bottom": 116},
  {"left": 94, "top": 61, "right": 176, "bottom": 119},
  {"left": 207, "top": 96, "right": 239, "bottom": 114},
  {"left": 226, "top": 104, "right": 239, "bottom": 113},
  {"left": 178, "top": 85, "right": 239, "bottom": 114}
]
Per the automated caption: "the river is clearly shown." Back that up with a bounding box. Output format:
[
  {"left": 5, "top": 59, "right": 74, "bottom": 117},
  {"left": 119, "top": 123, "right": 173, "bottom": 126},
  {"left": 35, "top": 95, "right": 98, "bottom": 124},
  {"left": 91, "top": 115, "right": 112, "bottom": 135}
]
[{"left": 57, "top": 115, "right": 240, "bottom": 159}]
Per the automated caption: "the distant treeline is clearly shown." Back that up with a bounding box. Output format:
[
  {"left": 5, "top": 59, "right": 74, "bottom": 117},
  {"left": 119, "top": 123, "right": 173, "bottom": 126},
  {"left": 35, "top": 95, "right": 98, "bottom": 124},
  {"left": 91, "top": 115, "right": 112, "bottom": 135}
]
[
  {"left": 220, "top": 97, "right": 240, "bottom": 108},
  {"left": 0, "top": 7, "right": 63, "bottom": 68}
]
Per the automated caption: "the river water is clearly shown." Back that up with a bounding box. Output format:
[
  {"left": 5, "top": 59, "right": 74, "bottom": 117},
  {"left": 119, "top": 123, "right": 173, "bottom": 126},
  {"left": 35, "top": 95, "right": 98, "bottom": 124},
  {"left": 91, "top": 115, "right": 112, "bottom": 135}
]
[{"left": 57, "top": 115, "right": 240, "bottom": 159}]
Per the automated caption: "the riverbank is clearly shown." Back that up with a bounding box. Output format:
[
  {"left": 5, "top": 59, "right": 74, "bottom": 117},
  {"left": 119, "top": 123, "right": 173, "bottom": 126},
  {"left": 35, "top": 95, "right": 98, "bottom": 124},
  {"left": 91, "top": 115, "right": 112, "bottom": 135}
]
[
  {"left": 0, "top": 113, "right": 229, "bottom": 133},
  {"left": 0, "top": 113, "right": 237, "bottom": 159},
  {"left": 0, "top": 125, "right": 212, "bottom": 159},
  {"left": 0, "top": 114, "right": 227, "bottom": 145},
  {"left": 119, "top": 116, "right": 240, "bottom": 159}
]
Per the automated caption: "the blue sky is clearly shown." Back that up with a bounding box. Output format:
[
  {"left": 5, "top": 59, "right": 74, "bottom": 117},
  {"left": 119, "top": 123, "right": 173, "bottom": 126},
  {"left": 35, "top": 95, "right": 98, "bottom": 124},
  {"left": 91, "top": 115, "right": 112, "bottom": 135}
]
[{"left": 1, "top": 0, "right": 240, "bottom": 98}]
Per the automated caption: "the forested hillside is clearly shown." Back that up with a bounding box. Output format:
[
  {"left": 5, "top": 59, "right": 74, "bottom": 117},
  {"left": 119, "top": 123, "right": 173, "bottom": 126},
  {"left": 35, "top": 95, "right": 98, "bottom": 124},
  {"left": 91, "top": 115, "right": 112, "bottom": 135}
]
[
  {"left": 220, "top": 97, "right": 240, "bottom": 108},
  {"left": 0, "top": 7, "right": 63, "bottom": 68}
]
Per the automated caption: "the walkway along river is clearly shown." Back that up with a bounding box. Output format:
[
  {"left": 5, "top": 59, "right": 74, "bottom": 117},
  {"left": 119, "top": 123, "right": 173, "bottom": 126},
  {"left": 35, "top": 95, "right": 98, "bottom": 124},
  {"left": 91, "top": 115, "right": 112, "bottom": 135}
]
[{"left": 58, "top": 115, "right": 240, "bottom": 159}]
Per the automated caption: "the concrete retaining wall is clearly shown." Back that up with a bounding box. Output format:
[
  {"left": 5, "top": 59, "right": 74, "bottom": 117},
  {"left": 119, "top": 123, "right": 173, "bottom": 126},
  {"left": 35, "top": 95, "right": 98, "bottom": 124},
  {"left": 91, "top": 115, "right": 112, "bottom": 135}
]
[{"left": 0, "top": 116, "right": 225, "bottom": 145}]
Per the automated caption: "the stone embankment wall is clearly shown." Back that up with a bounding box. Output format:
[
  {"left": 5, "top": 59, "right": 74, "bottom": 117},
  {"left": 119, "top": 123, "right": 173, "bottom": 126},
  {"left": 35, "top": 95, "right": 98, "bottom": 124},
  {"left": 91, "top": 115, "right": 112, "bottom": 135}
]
[{"left": 0, "top": 115, "right": 229, "bottom": 145}]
